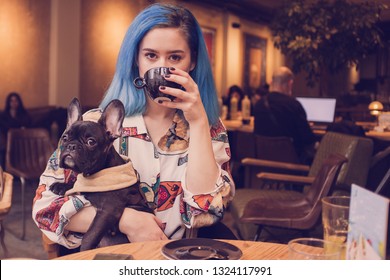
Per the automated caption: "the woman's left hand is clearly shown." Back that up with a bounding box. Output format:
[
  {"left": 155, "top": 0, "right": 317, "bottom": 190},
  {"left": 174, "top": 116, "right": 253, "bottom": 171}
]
[{"left": 158, "top": 67, "right": 208, "bottom": 125}]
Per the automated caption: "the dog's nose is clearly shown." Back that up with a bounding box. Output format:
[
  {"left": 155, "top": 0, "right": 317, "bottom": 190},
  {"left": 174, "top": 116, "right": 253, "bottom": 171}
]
[{"left": 67, "top": 143, "right": 77, "bottom": 151}]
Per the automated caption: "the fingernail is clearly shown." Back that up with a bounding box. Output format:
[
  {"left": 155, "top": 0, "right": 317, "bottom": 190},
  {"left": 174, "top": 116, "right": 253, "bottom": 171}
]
[
  {"left": 169, "top": 67, "right": 175, "bottom": 71},
  {"left": 164, "top": 74, "right": 170, "bottom": 78},
  {"left": 160, "top": 86, "right": 166, "bottom": 90}
]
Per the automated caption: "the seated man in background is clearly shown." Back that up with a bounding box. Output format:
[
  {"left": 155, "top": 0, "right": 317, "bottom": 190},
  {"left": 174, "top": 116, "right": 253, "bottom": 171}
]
[{"left": 253, "top": 66, "right": 316, "bottom": 164}]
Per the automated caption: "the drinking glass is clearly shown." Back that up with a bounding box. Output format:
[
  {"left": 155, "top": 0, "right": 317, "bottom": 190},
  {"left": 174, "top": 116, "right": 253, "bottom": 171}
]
[
  {"left": 321, "top": 196, "right": 350, "bottom": 259},
  {"left": 288, "top": 238, "right": 343, "bottom": 260}
]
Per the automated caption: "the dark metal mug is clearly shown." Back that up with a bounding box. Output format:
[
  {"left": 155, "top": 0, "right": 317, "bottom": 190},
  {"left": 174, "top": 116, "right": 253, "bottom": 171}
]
[{"left": 133, "top": 67, "right": 183, "bottom": 102}]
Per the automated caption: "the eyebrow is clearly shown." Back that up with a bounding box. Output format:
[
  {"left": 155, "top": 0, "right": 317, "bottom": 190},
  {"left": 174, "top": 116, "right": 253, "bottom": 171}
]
[{"left": 141, "top": 48, "right": 185, "bottom": 54}]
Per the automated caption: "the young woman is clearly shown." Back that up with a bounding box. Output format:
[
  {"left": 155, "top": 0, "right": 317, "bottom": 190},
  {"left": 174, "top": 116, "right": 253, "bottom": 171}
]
[
  {"left": 0, "top": 92, "right": 31, "bottom": 131},
  {"left": 32, "top": 3, "right": 235, "bottom": 249},
  {"left": 0, "top": 92, "right": 31, "bottom": 166},
  {"left": 222, "top": 85, "right": 245, "bottom": 119}
]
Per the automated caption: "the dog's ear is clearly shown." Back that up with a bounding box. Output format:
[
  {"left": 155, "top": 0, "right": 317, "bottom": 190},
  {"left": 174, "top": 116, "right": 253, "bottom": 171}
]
[
  {"left": 99, "top": 99, "right": 125, "bottom": 140},
  {"left": 67, "top": 98, "right": 82, "bottom": 129}
]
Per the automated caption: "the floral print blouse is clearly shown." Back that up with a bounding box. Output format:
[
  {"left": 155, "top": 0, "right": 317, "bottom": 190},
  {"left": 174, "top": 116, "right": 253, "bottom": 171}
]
[{"left": 32, "top": 109, "right": 235, "bottom": 248}]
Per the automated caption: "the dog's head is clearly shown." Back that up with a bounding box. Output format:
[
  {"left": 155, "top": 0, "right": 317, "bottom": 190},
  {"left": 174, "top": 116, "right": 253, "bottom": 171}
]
[{"left": 59, "top": 98, "right": 125, "bottom": 176}]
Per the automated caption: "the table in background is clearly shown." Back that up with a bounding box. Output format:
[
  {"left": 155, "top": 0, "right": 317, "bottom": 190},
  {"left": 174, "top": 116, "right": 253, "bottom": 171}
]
[
  {"left": 365, "top": 130, "right": 390, "bottom": 141},
  {"left": 223, "top": 119, "right": 254, "bottom": 133},
  {"left": 222, "top": 119, "right": 390, "bottom": 141},
  {"left": 55, "top": 239, "right": 290, "bottom": 260}
]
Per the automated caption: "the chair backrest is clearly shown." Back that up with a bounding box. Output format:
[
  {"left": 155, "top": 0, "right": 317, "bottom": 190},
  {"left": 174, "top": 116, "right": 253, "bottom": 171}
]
[
  {"left": 240, "top": 153, "right": 348, "bottom": 232},
  {"left": 254, "top": 135, "right": 300, "bottom": 163},
  {"left": 306, "top": 153, "right": 348, "bottom": 204},
  {"left": 308, "top": 132, "right": 373, "bottom": 191},
  {"left": 5, "top": 128, "right": 54, "bottom": 179},
  {"left": 229, "top": 130, "right": 256, "bottom": 162},
  {"left": 294, "top": 153, "right": 348, "bottom": 229}
]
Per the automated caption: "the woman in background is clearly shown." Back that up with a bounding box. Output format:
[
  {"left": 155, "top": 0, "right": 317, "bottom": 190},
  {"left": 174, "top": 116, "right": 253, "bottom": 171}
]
[
  {"left": 0, "top": 92, "right": 31, "bottom": 166},
  {"left": 0, "top": 92, "right": 31, "bottom": 131},
  {"left": 223, "top": 85, "right": 244, "bottom": 119}
]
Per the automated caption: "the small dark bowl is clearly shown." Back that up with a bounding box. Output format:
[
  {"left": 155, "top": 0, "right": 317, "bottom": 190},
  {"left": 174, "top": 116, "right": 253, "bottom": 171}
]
[{"left": 133, "top": 67, "right": 183, "bottom": 102}]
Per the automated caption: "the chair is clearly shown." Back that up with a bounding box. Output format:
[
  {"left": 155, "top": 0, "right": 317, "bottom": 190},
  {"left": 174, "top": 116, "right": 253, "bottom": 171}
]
[
  {"left": 244, "top": 135, "right": 301, "bottom": 189},
  {"left": 230, "top": 132, "right": 373, "bottom": 240},
  {"left": 366, "top": 146, "right": 390, "bottom": 194},
  {"left": 255, "top": 135, "right": 300, "bottom": 163},
  {"left": 372, "top": 147, "right": 390, "bottom": 198},
  {"left": 0, "top": 165, "right": 14, "bottom": 257},
  {"left": 375, "top": 168, "right": 390, "bottom": 198},
  {"left": 228, "top": 130, "right": 256, "bottom": 188},
  {"left": 243, "top": 132, "right": 373, "bottom": 192},
  {"left": 238, "top": 153, "right": 347, "bottom": 241},
  {"left": 5, "top": 128, "right": 54, "bottom": 240}
]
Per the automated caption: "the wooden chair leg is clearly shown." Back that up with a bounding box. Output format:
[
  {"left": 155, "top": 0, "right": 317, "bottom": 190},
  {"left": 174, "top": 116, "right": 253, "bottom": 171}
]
[
  {"left": 20, "top": 177, "right": 26, "bottom": 240},
  {"left": 254, "top": 225, "right": 263, "bottom": 241}
]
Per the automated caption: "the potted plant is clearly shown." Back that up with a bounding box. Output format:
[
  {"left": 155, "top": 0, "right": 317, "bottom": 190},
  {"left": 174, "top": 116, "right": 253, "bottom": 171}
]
[{"left": 271, "top": 0, "right": 387, "bottom": 95}]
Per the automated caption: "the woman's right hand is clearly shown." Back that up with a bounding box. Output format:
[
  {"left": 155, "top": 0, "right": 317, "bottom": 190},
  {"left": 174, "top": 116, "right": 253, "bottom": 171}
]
[{"left": 119, "top": 208, "right": 168, "bottom": 242}]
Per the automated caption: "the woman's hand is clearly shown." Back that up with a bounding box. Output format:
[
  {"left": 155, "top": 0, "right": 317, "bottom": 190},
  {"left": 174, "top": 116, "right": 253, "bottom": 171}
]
[
  {"left": 119, "top": 208, "right": 167, "bottom": 242},
  {"left": 158, "top": 67, "right": 208, "bottom": 125},
  {"left": 158, "top": 67, "right": 219, "bottom": 194}
]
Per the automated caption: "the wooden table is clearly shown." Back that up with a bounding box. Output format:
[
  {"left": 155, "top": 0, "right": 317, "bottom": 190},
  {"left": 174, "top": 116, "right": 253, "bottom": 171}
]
[
  {"left": 365, "top": 130, "right": 390, "bottom": 141},
  {"left": 223, "top": 119, "right": 390, "bottom": 141},
  {"left": 55, "top": 239, "right": 290, "bottom": 260},
  {"left": 313, "top": 129, "right": 390, "bottom": 141},
  {"left": 223, "top": 119, "right": 254, "bottom": 133}
]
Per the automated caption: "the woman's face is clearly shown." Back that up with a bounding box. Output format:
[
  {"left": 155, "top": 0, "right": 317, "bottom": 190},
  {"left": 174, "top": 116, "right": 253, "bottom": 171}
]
[
  {"left": 232, "top": 92, "right": 241, "bottom": 101},
  {"left": 9, "top": 96, "right": 19, "bottom": 110},
  {"left": 137, "top": 27, "right": 195, "bottom": 77}
]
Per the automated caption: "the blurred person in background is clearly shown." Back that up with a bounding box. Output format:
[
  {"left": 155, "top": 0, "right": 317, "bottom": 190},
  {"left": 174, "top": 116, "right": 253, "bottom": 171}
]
[
  {"left": 253, "top": 67, "right": 316, "bottom": 164},
  {"left": 223, "top": 85, "right": 245, "bottom": 120},
  {"left": 0, "top": 92, "right": 31, "bottom": 166}
]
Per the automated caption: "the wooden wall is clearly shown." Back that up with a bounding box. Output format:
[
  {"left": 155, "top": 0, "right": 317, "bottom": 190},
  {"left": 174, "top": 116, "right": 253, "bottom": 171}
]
[{"left": 0, "top": 0, "right": 51, "bottom": 109}]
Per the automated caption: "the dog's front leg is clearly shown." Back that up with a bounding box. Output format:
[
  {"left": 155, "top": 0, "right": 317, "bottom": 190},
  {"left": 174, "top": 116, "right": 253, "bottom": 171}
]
[{"left": 49, "top": 182, "right": 74, "bottom": 196}]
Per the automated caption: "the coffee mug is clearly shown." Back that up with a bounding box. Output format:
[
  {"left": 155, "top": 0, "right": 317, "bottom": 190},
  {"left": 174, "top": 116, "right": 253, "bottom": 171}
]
[{"left": 133, "top": 67, "right": 183, "bottom": 102}]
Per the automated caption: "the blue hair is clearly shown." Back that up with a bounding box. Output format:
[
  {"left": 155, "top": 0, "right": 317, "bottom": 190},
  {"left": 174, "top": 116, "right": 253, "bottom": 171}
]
[{"left": 100, "top": 3, "right": 219, "bottom": 126}]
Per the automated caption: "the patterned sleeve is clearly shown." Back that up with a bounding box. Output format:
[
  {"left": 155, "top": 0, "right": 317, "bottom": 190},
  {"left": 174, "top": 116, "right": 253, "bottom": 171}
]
[
  {"left": 181, "top": 119, "right": 235, "bottom": 228},
  {"left": 31, "top": 110, "right": 103, "bottom": 249}
]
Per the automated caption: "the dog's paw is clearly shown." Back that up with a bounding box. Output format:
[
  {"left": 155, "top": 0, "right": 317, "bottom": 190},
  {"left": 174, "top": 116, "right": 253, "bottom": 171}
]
[{"left": 49, "top": 182, "right": 73, "bottom": 196}]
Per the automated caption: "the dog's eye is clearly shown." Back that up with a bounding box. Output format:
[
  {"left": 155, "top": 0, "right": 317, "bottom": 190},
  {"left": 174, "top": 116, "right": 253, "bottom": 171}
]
[
  {"left": 62, "top": 134, "right": 68, "bottom": 141},
  {"left": 86, "top": 138, "right": 96, "bottom": 146}
]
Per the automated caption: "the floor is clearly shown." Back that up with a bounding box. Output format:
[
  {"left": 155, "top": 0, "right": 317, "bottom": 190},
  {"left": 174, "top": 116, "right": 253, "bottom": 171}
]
[{"left": 1, "top": 178, "right": 47, "bottom": 259}]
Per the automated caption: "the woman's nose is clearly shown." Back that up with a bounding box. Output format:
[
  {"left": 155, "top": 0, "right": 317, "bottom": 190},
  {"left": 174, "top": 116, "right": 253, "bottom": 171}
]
[{"left": 155, "top": 58, "right": 173, "bottom": 68}]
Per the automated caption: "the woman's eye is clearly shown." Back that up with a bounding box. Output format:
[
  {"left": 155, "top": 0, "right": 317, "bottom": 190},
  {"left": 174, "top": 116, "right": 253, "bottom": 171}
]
[
  {"left": 145, "top": 52, "right": 157, "bottom": 60},
  {"left": 169, "top": 54, "right": 182, "bottom": 62},
  {"left": 86, "top": 138, "right": 96, "bottom": 146}
]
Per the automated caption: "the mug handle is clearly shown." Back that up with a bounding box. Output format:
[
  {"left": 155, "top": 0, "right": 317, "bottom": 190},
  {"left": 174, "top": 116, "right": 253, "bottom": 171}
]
[{"left": 133, "top": 77, "right": 146, "bottom": 89}]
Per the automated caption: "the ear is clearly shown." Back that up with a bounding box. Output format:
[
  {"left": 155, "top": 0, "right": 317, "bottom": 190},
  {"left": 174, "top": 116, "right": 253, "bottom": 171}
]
[
  {"left": 98, "top": 99, "right": 125, "bottom": 140},
  {"left": 66, "top": 98, "right": 82, "bottom": 129},
  {"left": 287, "top": 79, "right": 294, "bottom": 95}
]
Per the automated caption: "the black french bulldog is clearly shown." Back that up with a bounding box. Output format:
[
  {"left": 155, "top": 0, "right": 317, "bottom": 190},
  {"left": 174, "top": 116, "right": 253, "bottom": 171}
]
[{"left": 50, "top": 98, "right": 151, "bottom": 251}]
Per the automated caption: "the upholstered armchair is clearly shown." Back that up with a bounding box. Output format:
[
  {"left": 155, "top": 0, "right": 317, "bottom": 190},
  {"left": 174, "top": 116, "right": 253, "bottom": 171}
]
[{"left": 230, "top": 132, "right": 374, "bottom": 240}]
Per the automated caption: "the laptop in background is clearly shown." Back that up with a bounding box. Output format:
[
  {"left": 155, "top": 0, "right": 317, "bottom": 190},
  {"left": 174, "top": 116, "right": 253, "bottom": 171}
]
[{"left": 296, "top": 97, "right": 337, "bottom": 130}]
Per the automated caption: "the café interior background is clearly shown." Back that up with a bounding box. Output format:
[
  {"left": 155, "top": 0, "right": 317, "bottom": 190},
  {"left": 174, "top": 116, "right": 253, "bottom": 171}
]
[{"left": 0, "top": 0, "right": 390, "bottom": 109}]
